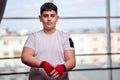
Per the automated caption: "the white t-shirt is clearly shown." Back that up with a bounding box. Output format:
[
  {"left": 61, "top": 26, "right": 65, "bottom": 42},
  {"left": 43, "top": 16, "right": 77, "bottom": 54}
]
[{"left": 24, "top": 30, "right": 74, "bottom": 80}]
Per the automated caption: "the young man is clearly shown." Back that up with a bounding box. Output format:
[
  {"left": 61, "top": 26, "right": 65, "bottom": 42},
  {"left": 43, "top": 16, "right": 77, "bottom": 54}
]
[{"left": 21, "top": 2, "right": 76, "bottom": 80}]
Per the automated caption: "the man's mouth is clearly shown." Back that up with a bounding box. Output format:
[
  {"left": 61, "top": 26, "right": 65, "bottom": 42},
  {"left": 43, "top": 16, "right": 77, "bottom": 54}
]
[{"left": 47, "top": 22, "right": 52, "bottom": 25}]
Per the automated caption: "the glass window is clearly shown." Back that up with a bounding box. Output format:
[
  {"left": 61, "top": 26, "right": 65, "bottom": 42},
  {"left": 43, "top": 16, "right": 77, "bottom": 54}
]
[
  {"left": 4, "top": 0, "right": 50, "bottom": 17},
  {"left": 111, "top": 19, "right": 120, "bottom": 32},
  {"left": 111, "top": 0, "right": 120, "bottom": 16},
  {"left": 69, "top": 70, "right": 108, "bottom": 80},
  {"left": 111, "top": 19, "right": 120, "bottom": 53},
  {"left": 54, "top": 0, "right": 106, "bottom": 17},
  {"left": 112, "top": 70, "right": 120, "bottom": 80},
  {"left": 57, "top": 19, "right": 106, "bottom": 33},
  {"left": 75, "top": 55, "right": 107, "bottom": 69},
  {"left": 0, "top": 0, "right": 120, "bottom": 80},
  {"left": 112, "top": 55, "right": 120, "bottom": 67},
  {"left": 1, "top": 19, "right": 42, "bottom": 32}
]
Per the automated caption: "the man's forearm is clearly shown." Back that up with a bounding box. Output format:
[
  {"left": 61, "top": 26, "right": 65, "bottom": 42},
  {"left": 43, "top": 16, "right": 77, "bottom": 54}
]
[{"left": 64, "top": 58, "right": 76, "bottom": 71}]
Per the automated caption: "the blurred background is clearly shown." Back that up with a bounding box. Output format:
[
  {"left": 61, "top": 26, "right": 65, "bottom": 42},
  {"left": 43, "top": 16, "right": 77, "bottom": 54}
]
[{"left": 0, "top": 0, "right": 120, "bottom": 80}]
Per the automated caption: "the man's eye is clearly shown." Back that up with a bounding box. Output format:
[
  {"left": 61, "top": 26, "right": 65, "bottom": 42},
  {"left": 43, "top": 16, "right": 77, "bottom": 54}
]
[
  {"left": 51, "top": 14, "right": 55, "bottom": 17},
  {"left": 43, "top": 14, "right": 48, "bottom": 17}
]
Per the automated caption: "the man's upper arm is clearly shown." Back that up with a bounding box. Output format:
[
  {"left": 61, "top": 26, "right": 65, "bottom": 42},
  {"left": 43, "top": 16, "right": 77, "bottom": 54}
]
[
  {"left": 22, "top": 47, "right": 35, "bottom": 57},
  {"left": 64, "top": 50, "right": 75, "bottom": 61}
]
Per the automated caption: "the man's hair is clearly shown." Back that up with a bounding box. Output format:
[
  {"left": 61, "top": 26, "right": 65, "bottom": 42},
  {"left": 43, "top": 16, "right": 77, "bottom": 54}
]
[{"left": 40, "top": 2, "right": 58, "bottom": 15}]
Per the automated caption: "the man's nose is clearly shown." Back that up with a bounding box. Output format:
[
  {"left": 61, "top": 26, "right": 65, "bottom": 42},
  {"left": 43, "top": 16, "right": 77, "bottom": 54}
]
[{"left": 48, "top": 16, "right": 52, "bottom": 20}]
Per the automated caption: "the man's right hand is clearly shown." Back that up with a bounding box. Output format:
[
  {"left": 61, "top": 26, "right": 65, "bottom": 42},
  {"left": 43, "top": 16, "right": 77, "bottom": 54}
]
[{"left": 40, "top": 61, "right": 54, "bottom": 75}]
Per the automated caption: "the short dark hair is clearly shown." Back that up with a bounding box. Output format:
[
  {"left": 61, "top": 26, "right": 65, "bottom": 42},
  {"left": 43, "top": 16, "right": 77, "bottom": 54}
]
[{"left": 40, "top": 2, "right": 58, "bottom": 15}]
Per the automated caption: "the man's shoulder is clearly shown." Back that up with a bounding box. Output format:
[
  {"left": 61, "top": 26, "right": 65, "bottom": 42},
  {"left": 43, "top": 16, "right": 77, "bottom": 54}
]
[
  {"left": 27, "top": 30, "right": 43, "bottom": 38},
  {"left": 57, "top": 30, "right": 70, "bottom": 36},
  {"left": 30, "top": 30, "right": 42, "bottom": 35},
  {"left": 56, "top": 30, "right": 70, "bottom": 40}
]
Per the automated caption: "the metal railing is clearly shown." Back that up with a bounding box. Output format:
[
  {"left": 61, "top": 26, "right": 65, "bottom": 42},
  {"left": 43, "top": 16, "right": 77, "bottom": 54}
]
[{"left": 0, "top": 53, "right": 120, "bottom": 76}]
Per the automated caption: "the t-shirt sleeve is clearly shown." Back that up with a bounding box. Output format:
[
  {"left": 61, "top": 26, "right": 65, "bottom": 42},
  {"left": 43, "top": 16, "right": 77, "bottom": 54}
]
[
  {"left": 63, "top": 33, "right": 75, "bottom": 50},
  {"left": 24, "top": 34, "right": 35, "bottom": 51}
]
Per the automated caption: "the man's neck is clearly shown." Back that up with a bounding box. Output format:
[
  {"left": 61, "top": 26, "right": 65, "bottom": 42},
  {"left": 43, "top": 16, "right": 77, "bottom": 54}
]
[{"left": 43, "top": 28, "right": 56, "bottom": 35}]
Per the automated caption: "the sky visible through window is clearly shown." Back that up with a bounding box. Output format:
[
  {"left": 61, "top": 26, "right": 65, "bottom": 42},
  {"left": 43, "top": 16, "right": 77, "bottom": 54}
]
[{"left": 0, "top": 0, "right": 120, "bottom": 32}]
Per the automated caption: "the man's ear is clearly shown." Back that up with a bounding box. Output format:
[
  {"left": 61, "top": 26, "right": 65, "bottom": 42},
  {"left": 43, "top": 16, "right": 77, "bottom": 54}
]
[
  {"left": 39, "top": 15, "right": 42, "bottom": 22},
  {"left": 56, "top": 16, "right": 59, "bottom": 22}
]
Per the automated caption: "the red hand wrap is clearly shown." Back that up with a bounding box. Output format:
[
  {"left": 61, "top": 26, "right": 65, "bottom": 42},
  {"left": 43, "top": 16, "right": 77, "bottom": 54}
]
[
  {"left": 40, "top": 61, "right": 54, "bottom": 74},
  {"left": 55, "top": 64, "right": 66, "bottom": 77}
]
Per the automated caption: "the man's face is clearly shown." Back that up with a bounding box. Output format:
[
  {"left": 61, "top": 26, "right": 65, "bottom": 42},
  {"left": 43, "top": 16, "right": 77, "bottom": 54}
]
[{"left": 39, "top": 10, "right": 59, "bottom": 31}]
